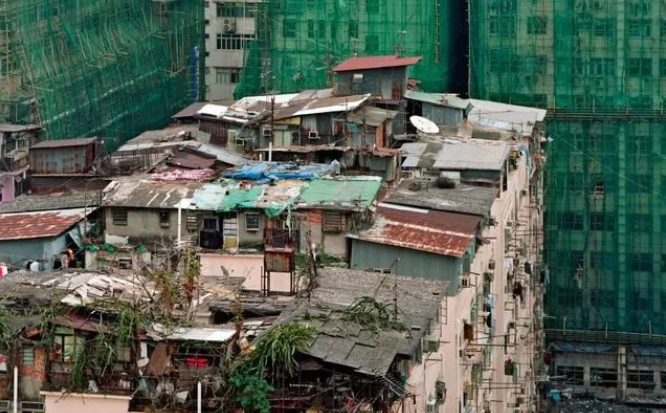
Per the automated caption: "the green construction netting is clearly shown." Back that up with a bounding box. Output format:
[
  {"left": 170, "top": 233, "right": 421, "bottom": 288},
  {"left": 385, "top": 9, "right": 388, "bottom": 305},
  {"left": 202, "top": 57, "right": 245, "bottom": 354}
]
[
  {"left": 470, "top": 0, "right": 666, "bottom": 335},
  {"left": 0, "top": 0, "right": 203, "bottom": 150},
  {"left": 234, "top": 0, "right": 466, "bottom": 98}
]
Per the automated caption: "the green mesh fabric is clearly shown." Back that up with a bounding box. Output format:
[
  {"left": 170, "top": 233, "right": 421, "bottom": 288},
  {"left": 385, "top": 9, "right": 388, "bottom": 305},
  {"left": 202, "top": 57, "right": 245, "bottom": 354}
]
[
  {"left": 235, "top": 0, "right": 465, "bottom": 98},
  {"left": 0, "top": 0, "right": 203, "bottom": 150},
  {"left": 470, "top": 0, "right": 666, "bottom": 335}
]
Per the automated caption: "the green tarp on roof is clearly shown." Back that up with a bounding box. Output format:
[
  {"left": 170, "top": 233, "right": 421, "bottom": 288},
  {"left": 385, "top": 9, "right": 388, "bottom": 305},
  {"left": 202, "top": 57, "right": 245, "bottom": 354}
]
[
  {"left": 296, "top": 177, "right": 382, "bottom": 209},
  {"left": 217, "top": 186, "right": 264, "bottom": 212}
]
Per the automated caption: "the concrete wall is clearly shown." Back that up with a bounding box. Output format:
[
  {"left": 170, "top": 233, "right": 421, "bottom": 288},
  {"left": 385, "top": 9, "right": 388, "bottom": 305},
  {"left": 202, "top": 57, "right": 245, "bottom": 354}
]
[
  {"left": 422, "top": 103, "right": 463, "bottom": 127},
  {"left": 20, "top": 346, "right": 47, "bottom": 400},
  {"left": 204, "top": 0, "right": 259, "bottom": 100},
  {"left": 41, "top": 392, "right": 131, "bottom": 413},
  {"left": 298, "top": 210, "right": 349, "bottom": 258},
  {"left": 0, "top": 235, "right": 67, "bottom": 270},
  {"left": 402, "top": 151, "right": 538, "bottom": 413},
  {"left": 199, "top": 253, "right": 293, "bottom": 293}
]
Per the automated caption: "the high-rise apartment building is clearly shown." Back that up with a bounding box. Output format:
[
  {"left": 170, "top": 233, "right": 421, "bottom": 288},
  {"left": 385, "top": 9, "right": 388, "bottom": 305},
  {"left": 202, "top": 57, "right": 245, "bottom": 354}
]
[
  {"left": 0, "top": 0, "right": 203, "bottom": 148},
  {"left": 470, "top": 0, "right": 666, "bottom": 395},
  {"left": 204, "top": 0, "right": 259, "bottom": 101}
]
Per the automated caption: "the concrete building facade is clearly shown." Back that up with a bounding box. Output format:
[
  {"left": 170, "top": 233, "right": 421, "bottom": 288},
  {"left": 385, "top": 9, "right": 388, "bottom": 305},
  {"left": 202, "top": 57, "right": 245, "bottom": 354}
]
[{"left": 204, "top": 0, "right": 260, "bottom": 101}]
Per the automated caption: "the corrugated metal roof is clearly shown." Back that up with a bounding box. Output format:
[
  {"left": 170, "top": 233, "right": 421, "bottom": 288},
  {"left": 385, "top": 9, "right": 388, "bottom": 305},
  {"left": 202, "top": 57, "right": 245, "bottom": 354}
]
[
  {"left": 166, "top": 328, "right": 236, "bottom": 342},
  {"left": 346, "top": 105, "right": 398, "bottom": 127},
  {"left": 167, "top": 150, "right": 216, "bottom": 169},
  {"left": 172, "top": 102, "right": 208, "bottom": 119},
  {"left": 0, "top": 123, "right": 41, "bottom": 133},
  {"left": 354, "top": 203, "right": 480, "bottom": 257},
  {"left": 295, "top": 177, "right": 382, "bottom": 210},
  {"left": 288, "top": 94, "right": 370, "bottom": 118},
  {"left": 292, "top": 88, "right": 334, "bottom": 101},
  {"left": 333, "top": 55, "right": 422, "bottom": 72},
  {"left": 404, "top": 90, "right": 472, "bottom": 110},
  {"left": 31, "top": 137, "right": 98, "bottom": 149},
  {"left": 104, "top": 180, "right": 202, "bottom": 209},
  {"left": 468, "top": 99, "right": 546, "bottom": 137},
  {"left": 0, "top": 208, "right": 91, "bottom": 241},
  {"left": 400, "top": 138, "right": 510, "bottom": 171},
  {"left": 0, "top": 191, "right": 102, "bottom": 214}
]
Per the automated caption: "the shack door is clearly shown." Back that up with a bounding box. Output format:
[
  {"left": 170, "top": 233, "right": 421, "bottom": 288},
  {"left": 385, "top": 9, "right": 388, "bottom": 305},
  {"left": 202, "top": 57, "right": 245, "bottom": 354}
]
[{"left": 222, "top": 213, "right": 238, "bottom": 249}]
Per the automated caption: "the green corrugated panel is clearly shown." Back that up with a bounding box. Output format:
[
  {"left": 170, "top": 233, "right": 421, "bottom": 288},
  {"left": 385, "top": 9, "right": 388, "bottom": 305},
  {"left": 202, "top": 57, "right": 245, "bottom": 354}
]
[
  {"left": 218, "top": 186, "right": 264, "bottom": 213},
  {"left": 296, "top": 177, "right": 382, "bottom": 208},
  {"left": 0, "top": 0, "right": 203, "bottom": 150}
]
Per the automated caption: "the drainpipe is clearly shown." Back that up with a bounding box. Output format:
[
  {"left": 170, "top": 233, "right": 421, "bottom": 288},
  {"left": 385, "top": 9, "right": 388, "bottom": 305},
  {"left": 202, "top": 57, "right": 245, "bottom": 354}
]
[
  {"left": 177, "top": 203, "right": 183, "bottom": 247},
  {"left": 13, "top": 366, "right": 17, "bottom": 413},
  {"left": 197, "top": 381, "right": 202, "bottom": 413}
]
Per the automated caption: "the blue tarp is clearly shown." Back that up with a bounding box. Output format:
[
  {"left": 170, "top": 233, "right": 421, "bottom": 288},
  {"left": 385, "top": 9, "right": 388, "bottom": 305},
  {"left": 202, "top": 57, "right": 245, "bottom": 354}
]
[
  {"left": 222, "top": 162, "right": 334, "bottom": 183},
  {"left": 629, "top": 345, "right": 666, "bottom": 357}
]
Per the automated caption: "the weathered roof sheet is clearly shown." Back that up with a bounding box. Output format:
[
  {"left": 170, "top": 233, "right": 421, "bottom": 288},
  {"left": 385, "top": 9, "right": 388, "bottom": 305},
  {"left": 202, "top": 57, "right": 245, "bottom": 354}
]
[
  {"left": 31, "top": 138, "right": 98, "bottom": 149},
  {"left": 166, "top": 328, "right": 236, "bottom": 343},
  {"left": 0, "top": 191, "right": 102, "bottom": 214},
  {"left": 123, "top": 125, "right": 200, "bottom": 145},
  {"left": 333, "top": 55, "right": 422, "bottom": 72},
  {"left": 315, "top": 267, "right": 447, "bottom": 321},
  {"left": 295, "top": 177, "right": 382, "bottom": 210},
  {"left": 290, "top": 94, "right": 370, "bottom": 117},
  {"left": 104, "top": 180, "right": 202, "bottom": 209},
  {"left": 0, "top": 123, "right": 41, "bottom": 133},
  {"left": 354, "top": 203, "right": 479, "bottom": 257},
  {"left": 195, "top": 143, "right": 247, "bottom": 166},
  {"left": 404, "top": 91, "right": 472, "bottom": 111},
  {"left": 468, "top": 99, "right": 546, "bottom": 137},
  {"left": 387, "top": 180, "right": 498, "bottom": 217},
  {"left": 167, "top": 150, "right": 216, "bottom": 170},
  {"left": 401, "top": 138, "right": 510, "bottom": 171},
  {"left": 172, "top": 102, "right": 208, "bottom": 119},
  {"left": 347, "top": 105, "right": 398, "bottom": 127},
  {"left": 197, "top": 104, "right": 228, "bottom": 118},
  {"left": 292, "top": 88, "right": 334, "bottom": 101},
  {"left": 0, "top": 208, "right": 91, "bottom": 241}
]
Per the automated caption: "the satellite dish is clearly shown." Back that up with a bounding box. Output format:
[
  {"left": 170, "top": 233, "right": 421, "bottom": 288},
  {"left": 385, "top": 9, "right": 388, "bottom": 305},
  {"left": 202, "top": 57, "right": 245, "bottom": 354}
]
[{"left": 410, "top": 116, "right": 440, "bottom": 135}]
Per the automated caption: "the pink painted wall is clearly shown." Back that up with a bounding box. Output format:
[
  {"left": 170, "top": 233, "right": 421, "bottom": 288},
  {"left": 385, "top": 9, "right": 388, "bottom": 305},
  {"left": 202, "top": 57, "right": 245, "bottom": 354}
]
[
  {"left": 0, "top": 175, "right": 13, "bottom": 204},
  {"left": 41, "top": 392, "right": 131, "bottom": 413},
  {"left": 200, "top": 253, "right": 293, "bottom": 293}
]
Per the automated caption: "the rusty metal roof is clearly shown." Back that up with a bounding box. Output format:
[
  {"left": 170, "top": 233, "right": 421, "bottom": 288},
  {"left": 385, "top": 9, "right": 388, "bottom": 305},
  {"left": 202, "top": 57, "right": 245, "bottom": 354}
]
[
  {"left": 31, "top": 137, "right": 98, "bottom": 149},
  {"left": 0, "top": 123, "right": 41, "bottom": 133},
  {"left": 167, "top": 150, "right": 216, "bottom": 170},
  {"left": 0, "top": 208, "right": 91, "bottom": 241},
  {"left": 333, "top": 55, "right": 422, "bottom": 72},
  {"left": 354, "top": 203, "right": 480, "bottom": 257}
]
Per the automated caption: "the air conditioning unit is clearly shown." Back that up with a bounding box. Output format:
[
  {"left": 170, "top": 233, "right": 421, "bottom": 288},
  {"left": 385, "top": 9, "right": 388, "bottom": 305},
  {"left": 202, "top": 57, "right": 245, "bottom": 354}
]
[
  {"left": 426, "top": 398, "right": 437, "bottom": 413},
  {"left": 222, "top": 18, "right": 237, "bottom": 33},
  {"left": 262, "top": 126, "right": 272, "bottom": 138},
  {"left": 488, "top": 216, "right": 497, "bottom": 226},
  {"left": 20, "top": 402, "right": 44, "bottom": 413},
  {"left": 0, "top": 401, "right": 9, "bottom": 413},
  {"left": 423, "top": 335, "right": 440, "bottom": 353},
  {"left": 308, "top": 131, "right": 319, "bottom": 140}
]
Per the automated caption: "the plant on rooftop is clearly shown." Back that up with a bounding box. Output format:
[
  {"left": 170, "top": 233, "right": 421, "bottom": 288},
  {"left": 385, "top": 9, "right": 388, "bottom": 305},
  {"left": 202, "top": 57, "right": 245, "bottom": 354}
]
[
  {"left": 250, "top": 322, "right": 317, "bottom": 378},
  {"left": 0, "top": 309, "right": 12, "bottom": 350},
  {"left": 342, "top": 296, "right": 407, "bottom": 333},
  {"left": 228, "top": 363, "right": 273, "bottom": 413}
]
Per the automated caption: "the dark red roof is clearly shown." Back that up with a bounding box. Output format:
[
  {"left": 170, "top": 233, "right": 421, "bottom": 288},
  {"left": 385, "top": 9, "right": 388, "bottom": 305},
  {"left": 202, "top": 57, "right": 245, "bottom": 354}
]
[
  {"left": 167, "top": 151, "right": 216, "bottom": 169},
  {"left": 0, "top": 210, "right": 87, "bottom": 241},
  {"left": 333, "top": 55, "right": 423, "bottom": 72},
  {"left": 356, "top": 203, "right": 481, "bottom": 257},
  {"left": 31, "top": 137, "right": 98, "bottom": 149}
]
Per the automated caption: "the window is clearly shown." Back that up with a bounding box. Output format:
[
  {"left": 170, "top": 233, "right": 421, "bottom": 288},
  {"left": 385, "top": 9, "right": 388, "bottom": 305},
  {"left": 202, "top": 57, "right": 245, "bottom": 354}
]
[
  {"left": 348, "top": 21, "right": 359, "bottom": 39},
  {"left": 186, "top": 215, "right": 199, "bottom": 231},
  {"left": 628, "top": 19, "right": 651, "bottom": 37},
  {"left": 626, "top": 58, "right": 652, "bottom": 76},
  {"left": 630, "top": 214, "right": 651, "bottom": 233},
  {"left": 561, "top": 212, "right": 584, "bottom": 231},
  {"left": 527, "top": 16, "right": 547, "bottom": 35},
  {"left": 159, "top": 210, "right": 170, "bottom": 227},
  {"left": 216, "top": 34, "right": 254, "bottom": 50},
  {"left": 112, "top": 209, "right": 128, "bottom": 226},
  {"left": 307, "top": 20, "right": 315, "bottom": 38},
  {"left": 245, "top": 211, "right": 260, "bottom": 231},
  {"left": 627, "top": 370, "right": 655, "bottom": 389},
  {"left": 203, "top": 217, "right": 218, "bottom": 231},
  {"left": 661, "top": 372, "right": 666, "bottom": 389},
  {"left": 556, "top": 366, "right": 584, "bottom": 386},
  {"left": 631, "top": 253, "right": 652, "bottom": 272},
  {"left": 318, "top": 20, "right": 326, "bottom": 39},
  {"left": 630, "top": 174, "right": 651, "bottom": 193},
  {"left": 283, "top": 19, "right": 296, "bottom": 38},
  {"left": 366, "top": 0, "right": 379, "bottom": 13},
  {"left": 463, "top": 252, "right": 471, "bottom": 275},
  {"left": 217, "top": 2, "right": 257, "bottom": 18},
  {"left": 365, "top": 34, "right": 379, "bottom": 53},
  {"left": 22, "top": 346, "right": 34, "bottom": 366},
  {"left": 216, "top": 68, "right": 240, "bottom": 84},
  {"left": 590, "top": 368, "right": 617, "bottom": 387},
  {"left": 323, "top": 211, "right": 343, "bottom": 232},
  {"left": 53, "top": 334, "right": 83, "bottom": 362},
  {"left": 593, "top": 19, "right": 614, "bottom": 37}
]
